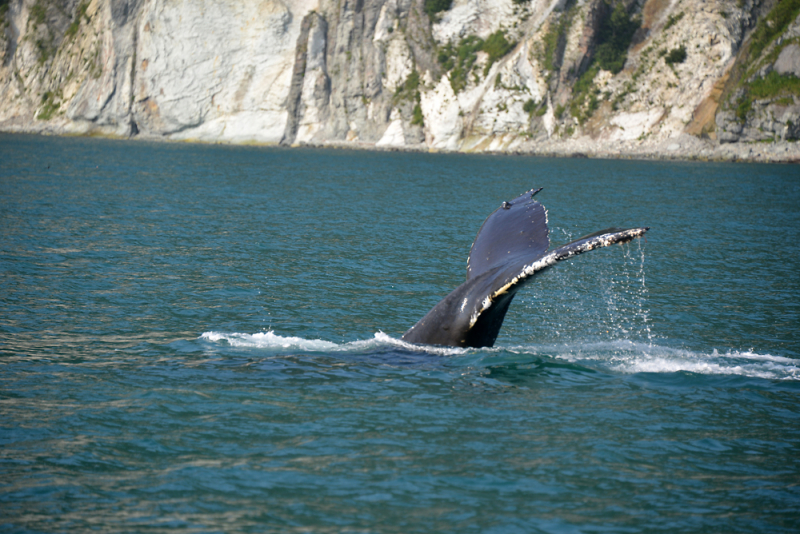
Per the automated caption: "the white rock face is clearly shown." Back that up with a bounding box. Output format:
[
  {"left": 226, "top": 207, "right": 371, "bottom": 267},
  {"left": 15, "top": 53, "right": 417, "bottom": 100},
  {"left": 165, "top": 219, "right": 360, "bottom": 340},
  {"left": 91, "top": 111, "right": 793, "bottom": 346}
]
[
  {"left": 295, "top": 14, "right": 330, "bottom": 144},
  {"left": 65, "top": 4, "right": 118, "bottom": 125},
  {"left": 373, "top": 0, "right": 399, "bottom": 42},
  {"left": 420, "top": 73, "right": 462, "bottom": 150},
  {"left": 470, "top": 42, "right": 542, "bottom": 136},
  {"left": 134, "top": 0, "right": 318, "bottom": 142},
  {"left": 0, "top": 0, "right": 795, "bottom": 158},
  {"left": 775, "top": 44, "right": 800, "bottom": 77},
  {"left": 384, "top": 37, "right": 414, "bottom": 93},
  {"left": 376, "top": 108, "right": 405, "bottom": 146},
  {"left": 610, "top": 109, "right": 664, "bottom": 141},
  {"left": 433, "top": 0, "right": 516, "bottom": 43}
]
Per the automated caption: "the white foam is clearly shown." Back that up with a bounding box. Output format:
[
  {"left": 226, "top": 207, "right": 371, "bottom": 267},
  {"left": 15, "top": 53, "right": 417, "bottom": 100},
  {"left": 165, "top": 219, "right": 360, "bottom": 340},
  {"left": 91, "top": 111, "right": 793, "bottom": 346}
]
[
  {"left": 200, "top": 331, "right": 468, "bottom": 356},
  {"left": 201, "top": 331, "right": 338, "bottom": 351},
  {"left": 199, "top": 332, "right": 798, "bottom": 380},
  {"left": 506, "top": 340, "right": 799, "bottom": 381}
]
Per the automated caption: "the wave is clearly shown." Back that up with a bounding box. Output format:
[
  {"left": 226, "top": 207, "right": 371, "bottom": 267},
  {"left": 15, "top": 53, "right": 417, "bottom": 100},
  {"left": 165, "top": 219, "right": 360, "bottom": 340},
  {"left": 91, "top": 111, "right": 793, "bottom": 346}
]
[
  {"left": 199, "top": 331, "right": 798, "bottom": 381},
  {"left": 199, "top": 331, "right": 469, "bottom": 356},
  {"left": 503, "top": 340, "right": 799, "bottom": 381}
]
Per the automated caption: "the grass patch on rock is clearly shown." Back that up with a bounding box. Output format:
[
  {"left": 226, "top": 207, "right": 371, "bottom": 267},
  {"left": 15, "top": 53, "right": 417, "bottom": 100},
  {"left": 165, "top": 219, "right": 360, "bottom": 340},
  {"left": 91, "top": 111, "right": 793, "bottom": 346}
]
[
  {"left": 749, "top": 70, "right": 800, "bottom": 99},
  {"left": 482, "top": 30, "right": 515, "bottom": 75},
  {"left": 438, "top": 31, "right": 516, "bottom": 93},
  {"left": 30, "top": 0, "right": 47, "bottom": 26},
  {"left": 663, "top": 11, "right": 684, "bottom": 31},
  {"left": 65, "top": 1, "right": 90, "bottom": 39},
  {"left": 736, "top": 71, "right": 800, "bottom": 121},
  {"left": 539, "top": 3, "right": 576, "bottom": 75},
  {"left": 570, "top": 65, "right": 601, "bottom": 123},
  {"left": 566, "top": 1, "right": 640, "bottom": 124},
  {"left": 438, "top": 35, "right": 483, "bottom": 92},
  {"left": 726, "top": 0, "right": 800, "bottom": 122},
  {"left": 394, "top": 70, "right": 420, "bottom": 102},
  {"left": 394, "top": 70, "right": 425, "bottom": 127},
  {"left": 37, "top": 90, "right": 60, "bottom": 121},
  {"left": 747, "top": 0, "right": 800, "bottom": 63}
]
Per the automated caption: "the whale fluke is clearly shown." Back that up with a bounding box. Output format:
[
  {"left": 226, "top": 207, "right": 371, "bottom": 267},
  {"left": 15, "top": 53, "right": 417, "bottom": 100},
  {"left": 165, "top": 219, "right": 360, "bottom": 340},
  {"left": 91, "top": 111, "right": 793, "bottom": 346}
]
[{"left": 401, "top": 189, "right": 649, "bottom": 348}]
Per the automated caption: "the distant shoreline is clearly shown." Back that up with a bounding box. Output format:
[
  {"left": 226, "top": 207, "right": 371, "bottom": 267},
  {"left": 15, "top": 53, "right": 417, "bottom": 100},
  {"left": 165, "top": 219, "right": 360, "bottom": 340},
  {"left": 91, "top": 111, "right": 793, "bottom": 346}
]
[{"left": 3, "top": 127, "right": 799, "bottom": 164}]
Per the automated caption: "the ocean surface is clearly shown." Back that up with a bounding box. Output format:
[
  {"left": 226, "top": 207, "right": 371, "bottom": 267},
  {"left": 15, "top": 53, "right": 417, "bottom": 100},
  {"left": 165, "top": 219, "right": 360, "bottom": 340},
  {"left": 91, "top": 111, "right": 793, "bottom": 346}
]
[{"left": 1, "top": 133, "right": 798, "bottom": 533}]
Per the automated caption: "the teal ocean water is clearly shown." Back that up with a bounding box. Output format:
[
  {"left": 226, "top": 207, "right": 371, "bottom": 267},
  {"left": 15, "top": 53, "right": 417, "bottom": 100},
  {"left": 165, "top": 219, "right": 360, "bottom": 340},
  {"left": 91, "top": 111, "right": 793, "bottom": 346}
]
[{"left": 1, "top": 133, "right": 799, "bottom": 532}]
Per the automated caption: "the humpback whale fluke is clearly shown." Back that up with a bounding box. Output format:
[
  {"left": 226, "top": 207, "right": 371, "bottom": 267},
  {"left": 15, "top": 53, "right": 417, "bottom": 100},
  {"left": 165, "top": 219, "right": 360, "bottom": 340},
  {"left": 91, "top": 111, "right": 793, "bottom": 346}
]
[{"left": 401, "top": 189, "right": 649, "bottom": 348}]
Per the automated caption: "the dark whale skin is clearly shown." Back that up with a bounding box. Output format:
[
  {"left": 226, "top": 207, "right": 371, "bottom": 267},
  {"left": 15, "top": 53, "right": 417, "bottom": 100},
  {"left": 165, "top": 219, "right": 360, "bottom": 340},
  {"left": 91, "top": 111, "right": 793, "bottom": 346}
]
[{"left": 401, "top": 189, "right": 649, "bottom": 348}]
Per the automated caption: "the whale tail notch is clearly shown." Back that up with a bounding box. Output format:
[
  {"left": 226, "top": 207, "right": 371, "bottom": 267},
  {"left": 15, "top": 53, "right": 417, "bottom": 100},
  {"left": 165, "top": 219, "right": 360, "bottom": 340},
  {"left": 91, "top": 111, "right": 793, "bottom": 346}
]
[{"left": 401, "top": 189, "right": 649, "bottom": 348}]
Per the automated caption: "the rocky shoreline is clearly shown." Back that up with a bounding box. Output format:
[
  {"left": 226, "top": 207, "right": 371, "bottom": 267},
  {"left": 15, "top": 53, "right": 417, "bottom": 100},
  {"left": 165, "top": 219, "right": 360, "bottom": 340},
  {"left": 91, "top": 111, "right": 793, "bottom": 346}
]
[
  {"left": 5, "top": 124, "right": 799, "bottom": 164},
  {"left": 318, "top": 134, "right": 800, "bottom": 163},
  {"left": 513, "top": 134, "right": 800, "bottom": 163}
]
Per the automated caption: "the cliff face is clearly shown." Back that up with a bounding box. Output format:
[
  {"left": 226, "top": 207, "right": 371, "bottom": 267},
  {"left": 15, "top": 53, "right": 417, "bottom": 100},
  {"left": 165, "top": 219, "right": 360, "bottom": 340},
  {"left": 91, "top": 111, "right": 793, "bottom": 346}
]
[{"left": 1, "top": 0, "right": 799, "bottom": 156}]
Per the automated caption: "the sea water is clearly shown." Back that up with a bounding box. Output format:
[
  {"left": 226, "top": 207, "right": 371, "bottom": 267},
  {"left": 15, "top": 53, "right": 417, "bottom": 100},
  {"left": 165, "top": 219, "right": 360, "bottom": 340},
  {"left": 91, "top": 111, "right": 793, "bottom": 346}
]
[{"left": 1, "top": 133, "right": 798, "bottom": 532}]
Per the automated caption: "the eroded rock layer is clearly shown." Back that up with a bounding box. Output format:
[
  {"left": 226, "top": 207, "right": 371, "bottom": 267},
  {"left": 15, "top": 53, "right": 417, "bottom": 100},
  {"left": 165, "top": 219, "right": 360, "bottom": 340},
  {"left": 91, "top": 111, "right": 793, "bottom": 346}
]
[{"left": 1, "top": 0, "right": 799, "bottom": 158}]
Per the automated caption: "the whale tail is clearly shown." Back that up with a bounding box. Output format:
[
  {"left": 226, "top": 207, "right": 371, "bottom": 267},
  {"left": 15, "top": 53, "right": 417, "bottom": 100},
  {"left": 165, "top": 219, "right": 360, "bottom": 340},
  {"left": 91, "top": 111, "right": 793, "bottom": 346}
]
[{"left": 401, "top": 189, "right": 649, "bottom": 348}]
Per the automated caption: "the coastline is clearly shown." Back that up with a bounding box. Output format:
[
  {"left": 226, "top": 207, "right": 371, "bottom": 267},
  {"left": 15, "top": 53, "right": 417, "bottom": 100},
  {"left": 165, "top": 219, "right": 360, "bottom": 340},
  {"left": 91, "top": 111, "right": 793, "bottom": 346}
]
[
  {"left": 3, "top": 0, "right": 799, "bottom": 166},
  {"left": 3, "top": 123, "right": 799, "bottom": 164}
]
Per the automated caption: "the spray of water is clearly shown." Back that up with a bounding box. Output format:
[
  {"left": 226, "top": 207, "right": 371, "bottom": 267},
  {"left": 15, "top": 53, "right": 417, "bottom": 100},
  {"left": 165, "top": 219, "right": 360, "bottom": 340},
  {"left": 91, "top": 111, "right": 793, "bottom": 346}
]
[{"left": 614, "top": 238, "right": 652, "bottom": 343}]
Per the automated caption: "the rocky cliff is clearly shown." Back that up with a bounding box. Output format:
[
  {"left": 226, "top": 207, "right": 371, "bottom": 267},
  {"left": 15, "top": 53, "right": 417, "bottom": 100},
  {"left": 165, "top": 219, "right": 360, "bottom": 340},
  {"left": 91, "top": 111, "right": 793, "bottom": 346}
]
[{"left": 1, "top": 0, "right": 799, "bottom": 160}]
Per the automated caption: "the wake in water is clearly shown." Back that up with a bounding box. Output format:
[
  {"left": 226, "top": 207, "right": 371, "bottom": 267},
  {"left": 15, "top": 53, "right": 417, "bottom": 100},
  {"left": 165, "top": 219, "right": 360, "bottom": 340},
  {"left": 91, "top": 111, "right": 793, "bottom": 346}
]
[
  {"left": 201, "top": 331, "right": 468, "bottom": 357},
  {"left": 199, "top": 331, "right": 799, "bottom": 381},
  {"left": 200, "top": 241, "right": 798, "bottom": 381}
]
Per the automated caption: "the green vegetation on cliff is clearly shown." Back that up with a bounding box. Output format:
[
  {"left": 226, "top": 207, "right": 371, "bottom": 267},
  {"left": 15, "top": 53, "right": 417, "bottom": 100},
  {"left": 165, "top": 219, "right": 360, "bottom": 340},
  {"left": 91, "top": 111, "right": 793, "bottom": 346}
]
[
  {"left": 594, "top": 1, "right": 640, "bottom": 74},
  {"left": 0, "top": 0, "right": 10, "bottom": 25},
  {"left": 749, "top": 71, "right": 800, "bottom": 99},
  {"left": 737, "top": 71, "right": 800, "bottom": 120},
  {"left": 568, "top": 1, "right": 640, "bottom": 124},
  {"left": 66, "top": 1, "right": 90, "bottom": 39},
  {"left": 664, "top": 45, "right": 687, "bottom": 66},
  {"left": 438, "top": 30, "right": 517, "bottom": 93},
  {"left": 394, "top": 70, "right": 420, "bottom": 103},
  {"left": 30, "top": 1, "right": 47, "bottom": 26},
  {"left": 747, "top": 0, "right": 800, "bottom": 63},
  {"left": 394, "top": 70, "right": 425, "bottom": 127},
  {"left": 424, "top": 0, "right": 452, "bottom": 18},
  {"left": 663, "top": 11, "right": 684, "bottom": 32},
  {"left": 37, "top": 90, "right": 60, "bottom": 121},
  {"left": 438, "top": 35, "right": 483, "bottom": 92},
  {"left": 482, "top": 30, "right": 515, "bottom": 74},
  {"left": 540, "top": 5, "right": 575, "bottom": 75},
  {"left": 727, "top": 0, "right": 800, "bottom": 121},
  {"left": 570, "top": 66, "right": 601, "bottom": 123}
]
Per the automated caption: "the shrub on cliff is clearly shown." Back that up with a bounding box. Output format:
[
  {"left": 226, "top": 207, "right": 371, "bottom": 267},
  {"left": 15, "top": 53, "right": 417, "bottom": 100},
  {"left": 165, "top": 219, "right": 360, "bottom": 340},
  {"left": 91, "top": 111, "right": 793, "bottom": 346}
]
[
  {"left": 438, "top": 31, "right": 517, "bottom": 92},
  {"left": 438, "top": 35, "right": 483, "bottom": 93},
  {"left": 65, "top": 2, "right": 90, "bottom": 39},
  {"left": 394, "top": 70, "right": 420, "bottom": 103},
  {"left": 594, "top": 2, "right": 640, "bottom": 74},
  {"left": 664, "top": 45, "right": 687, "bottom": 66},
  {"left": 424, "top": 0, "right": 452, "bottom": 18},
  {"left": 412, "top": 102, "right": 424, "bottom": 126},
  {"left": 482, "top": 30, "right": 516, "bottom": 75}
]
